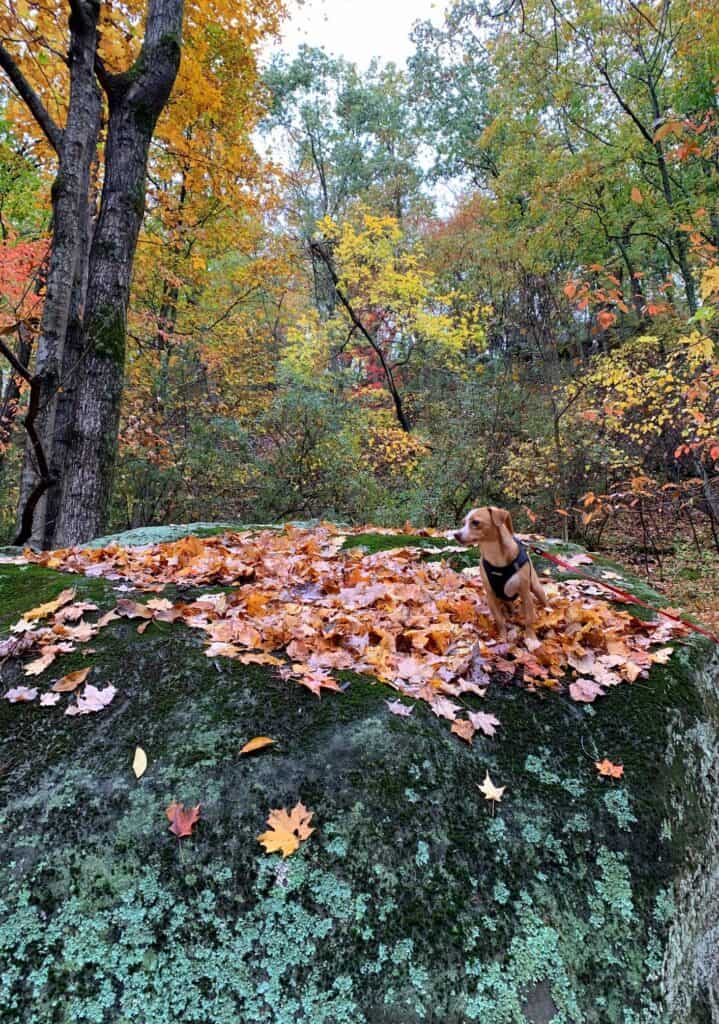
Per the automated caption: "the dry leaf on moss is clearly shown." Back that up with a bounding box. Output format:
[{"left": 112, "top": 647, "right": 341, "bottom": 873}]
[
  {"left": 257, "top": 801, "right": 315, "bottom": 858},
  {"left": 595, "top": 759, "right": 624, "bottom": 779},
  {"left": 478, "top": 772, "right": 506, "bottom": 803},
  {"left": 166, "top": 801, "right": 200, "bottom": 837},
  {"left": 239, "top": 736, "right": 275, "bottom": 755},
  {"left": 52, "top": 667, "right": 91, "bottom": 692}
]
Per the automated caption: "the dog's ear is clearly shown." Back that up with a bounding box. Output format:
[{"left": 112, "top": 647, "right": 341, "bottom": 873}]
[{"left": 495, "top": 507, "right": 514, "bottom": 536}]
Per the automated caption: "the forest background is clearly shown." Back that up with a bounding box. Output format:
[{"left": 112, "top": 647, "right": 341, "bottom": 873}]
[{"left": 0, "top": 0, "right": 718, "bottom": 626}]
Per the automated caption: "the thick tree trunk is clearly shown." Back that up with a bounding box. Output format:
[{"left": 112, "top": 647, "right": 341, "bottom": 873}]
[
  {"left": 54, "top": 0, "right": 184, "bottom": 546},
  {"left": 42, "top": 176, "right": 100, "bottom": 546},
  {"left": 16, "top": 1, "right": 101, "bottom": 546}
]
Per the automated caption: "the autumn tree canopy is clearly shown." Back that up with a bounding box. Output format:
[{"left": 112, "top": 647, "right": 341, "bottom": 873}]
[{"left": 0, "top": 0, "right": 716, "bottom": 592}]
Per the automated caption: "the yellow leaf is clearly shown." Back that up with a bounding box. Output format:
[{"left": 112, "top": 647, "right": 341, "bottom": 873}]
[
  {"left": 133, "top": 746, "right": 148, "bottom": 778},
  {"left": 630, "top": 187, "right": 643, "bottom": 204},
  {"left": 239, "top": 736, "right": 275, "bottom": 755},
  {"left": 700, "top": 268, "right": 719, "bottom": 300},
  {"left": 24, "top": 588, "right": 76, "bottom": 622},
  {"left": 257, "top": 801, "right": 315, "bottom": 858}
]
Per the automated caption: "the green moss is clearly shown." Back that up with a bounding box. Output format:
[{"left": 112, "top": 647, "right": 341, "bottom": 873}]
[
  {"left": 0, "top": 563, "right": 115, "bottom": 632},
  {"left": 342, "top": 533, "right": 452, "bottom": 554},
  {"left": 0, "top": 529, "right": 718, "bottom": 1022},
  {"left": 87, "top": 305, "right": 126, "bottom": 365}
]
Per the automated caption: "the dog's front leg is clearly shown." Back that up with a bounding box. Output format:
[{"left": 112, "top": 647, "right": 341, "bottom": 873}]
[
  {"left": 519, "top": 575, "right": 537, "bottom": 631},
  {"left": 530, "top": 567, "right": 547, "bottom": 607}
]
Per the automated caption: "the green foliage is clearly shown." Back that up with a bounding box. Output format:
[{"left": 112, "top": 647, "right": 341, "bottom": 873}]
[
  {"left": 263, "top": 46, "right": 427, "bottom": 228},
  {"left": 0, "top": 104, "right": 46, "bottom": 237},
  {"left": 245, "top": 384, "right": 378, "bottom": 521}
]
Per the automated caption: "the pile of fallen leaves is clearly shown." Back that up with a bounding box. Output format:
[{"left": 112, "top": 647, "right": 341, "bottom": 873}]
[{"left": 1, "top": 524, "right": 688, "bottom": 744}]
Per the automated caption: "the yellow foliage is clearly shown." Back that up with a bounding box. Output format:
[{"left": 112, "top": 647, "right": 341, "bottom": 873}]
[
  {"left": 294, "top": 210, "right": 487, "bottom": 401},
  {"left": 700, "top": 267, "right": 719, "bottom": 301},
  {"left": 363, "top": 426, "right": 429, "bottom": 480}
]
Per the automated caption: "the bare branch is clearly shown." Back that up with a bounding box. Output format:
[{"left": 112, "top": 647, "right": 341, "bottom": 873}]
[
  {"left": 309, "top": 239, "right": 412, "bottom": 432},
  {"left": 0, "top": 327, "right": 32, "bottom": 383},
  {"left": 0, "top": 40, "right": 62, "bottom": 152}
]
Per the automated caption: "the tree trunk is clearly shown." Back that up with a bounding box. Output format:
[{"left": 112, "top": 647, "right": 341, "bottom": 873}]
[
  {"left": 41, "top": 129, "right": 101, "bottom": 548},
  {"left": 54, "top": 0, "right": 184, "bottom": 546},
  {"left": 15, "top": 0, "right": 101, "bottom": 546}
]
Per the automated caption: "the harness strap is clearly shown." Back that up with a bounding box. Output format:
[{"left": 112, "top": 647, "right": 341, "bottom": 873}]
[{"left": 482, "top": 539, "right": 529, "bottom": 601}]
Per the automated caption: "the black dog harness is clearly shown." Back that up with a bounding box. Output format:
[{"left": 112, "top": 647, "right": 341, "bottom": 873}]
[{"left": 482, "top": 539, "right": 529, "bottom": 601}]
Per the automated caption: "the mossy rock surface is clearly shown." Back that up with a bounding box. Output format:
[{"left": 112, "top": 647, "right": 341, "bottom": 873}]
[{"left": 1, "top": 527, "right": 718, "bottom": 1023}]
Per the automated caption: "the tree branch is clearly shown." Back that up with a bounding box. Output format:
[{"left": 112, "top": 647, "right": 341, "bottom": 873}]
[
  {"left": 309, "top": 240, "right": 412, "bottom": 432},
  {"left": 98, "top": 0, "right": 184, "bottom": 103},
  {"left": 596, "top": 60, "right": 655, "bottom": 147},
  {"left": 0, "top": 326, "right": 54, "bottom": 545},
  {"left": 0, "top": 41, "right": 62, "bottom": 152}
]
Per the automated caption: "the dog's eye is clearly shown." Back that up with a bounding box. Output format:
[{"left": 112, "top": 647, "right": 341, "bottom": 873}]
[{"left": 471, "top": 519, "right": 479, "bottom": 527}]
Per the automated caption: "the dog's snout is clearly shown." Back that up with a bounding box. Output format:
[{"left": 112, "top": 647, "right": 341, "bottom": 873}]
[{"left": 452, "top": 530, "right": 464, "bottom": 543}]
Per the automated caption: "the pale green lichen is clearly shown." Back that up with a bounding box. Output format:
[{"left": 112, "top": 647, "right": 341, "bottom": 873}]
[
  {"left": 0, "top": 532, "right": 718, "bottom": 1023},
  {"left": 603, "top": 787, "right": 638, "bottom": 830}
]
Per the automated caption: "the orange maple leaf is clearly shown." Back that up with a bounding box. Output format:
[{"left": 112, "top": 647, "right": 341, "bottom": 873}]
[
  {"left": 165, "top": 801, "right": 201, "bottom": 837},
  {"left": 257, "top": 801, "right": 315, "bottom": 858},
  {"left": 595, "top": 759, "right": 624, "bottom": 779}
]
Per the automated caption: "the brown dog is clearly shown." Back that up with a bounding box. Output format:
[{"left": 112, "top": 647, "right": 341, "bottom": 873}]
[{"left": 453, "top": 506, "right": 547, "bottom": 640}]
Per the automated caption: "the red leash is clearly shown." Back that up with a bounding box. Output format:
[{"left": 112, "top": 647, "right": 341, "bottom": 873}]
[{"left": 528, "top": 542, "right": 719, "bottom": 646}]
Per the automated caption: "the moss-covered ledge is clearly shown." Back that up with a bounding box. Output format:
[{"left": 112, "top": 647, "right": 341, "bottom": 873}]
[{"left": 0, "top": 526, "right": 718, "bottom": 1024}]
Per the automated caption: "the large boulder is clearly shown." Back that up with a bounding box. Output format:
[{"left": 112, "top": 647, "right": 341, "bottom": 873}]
[{"left": 0, "top": 525, "right": 718, "bottom": 1024}]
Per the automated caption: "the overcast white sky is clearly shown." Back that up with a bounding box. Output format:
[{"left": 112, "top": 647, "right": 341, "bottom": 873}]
[{"left": 273, "top": 0, "right": 447, "bottom": 67}]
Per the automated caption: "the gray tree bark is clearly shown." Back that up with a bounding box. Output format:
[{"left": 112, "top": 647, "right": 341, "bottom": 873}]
[
  {"left": 5, "top": 0, "right": 101, "bottom": 546},
  {"left": 1, "top": 0, "right": 184, "bottom": 548},
  {"left": 54, "top": 0, "right": 184, "bottom": 545}
]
